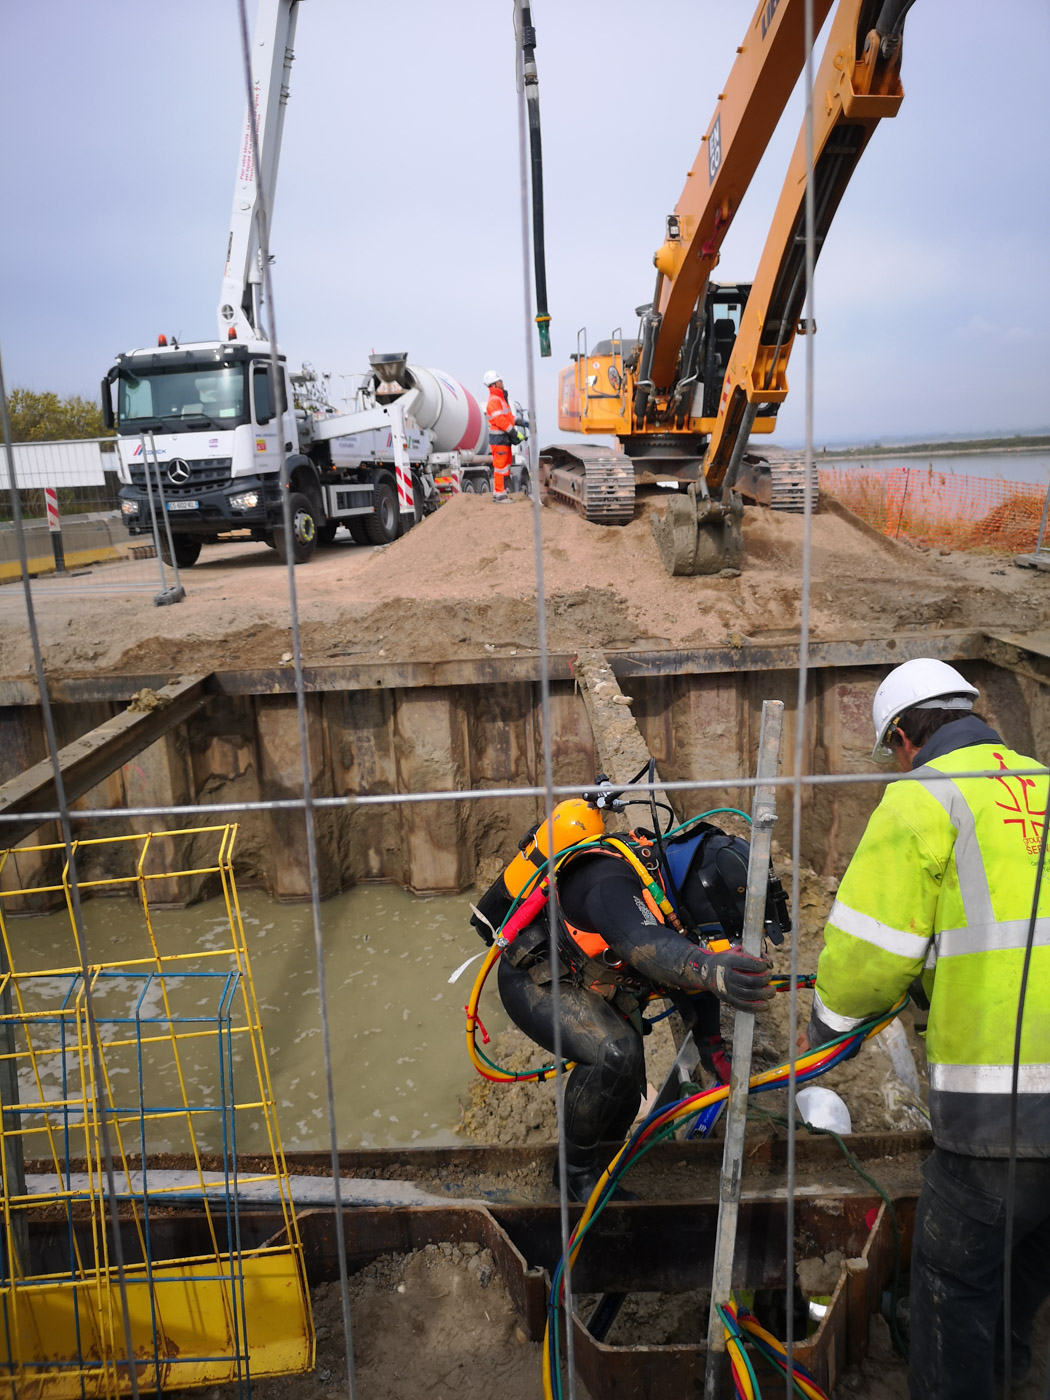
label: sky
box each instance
[2,0,1048,448]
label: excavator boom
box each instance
[647,0,836,395]
[544,0,914,575]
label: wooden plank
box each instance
[0,675,210,848]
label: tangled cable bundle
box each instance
[539,1003,906,1400]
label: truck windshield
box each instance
[117,364,247,431]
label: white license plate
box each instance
[166,499,199,511]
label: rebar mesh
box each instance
[0,826,311,1397]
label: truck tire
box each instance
[472,475,492,494]
[347,518,371,546]
[273,492,318,564]
[160,535,202,568]
[367,479,400,544]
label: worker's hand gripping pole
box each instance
[703,699,784,1399]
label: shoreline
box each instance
[807,434,1050,462]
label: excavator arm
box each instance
[702,0,909,495]
[546,0,914,575]
[643,0,836,407]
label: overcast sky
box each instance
[2,0,1048,447]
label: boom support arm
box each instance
[704,0,907,491]
[217,0,300,342]
[647,0,836,393]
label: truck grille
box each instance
[130,457,233,497]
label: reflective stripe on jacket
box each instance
[813,718,1050,1157]
[486,390,515,440]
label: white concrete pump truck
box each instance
[102,0,524,567]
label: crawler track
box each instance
[540,445,636,525]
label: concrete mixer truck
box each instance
[101,0,524,567]
[104,340,513,565]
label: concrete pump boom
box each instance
[217,0,301,343]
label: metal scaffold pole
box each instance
[703,698,784,1398]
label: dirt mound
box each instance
[2,491,1048,680]
[967,492,1044,552]
[245,1246,541,1400]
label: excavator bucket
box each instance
[651,486,742,576]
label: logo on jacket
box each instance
[633,895,656,926]
[992,752,1046,856]
[166,459,191,485]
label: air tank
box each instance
[369,354,488,455]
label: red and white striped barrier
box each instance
[394,461,414,514]
[44,485,66,572]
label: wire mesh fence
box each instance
[820,465,1048,554]
[0,439,183,605]
[0,827,311,1398]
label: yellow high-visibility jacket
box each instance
[810,716,1050,1157]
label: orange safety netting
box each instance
[819,466,1049,554]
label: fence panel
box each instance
[1,439,170,600]
[819,465,1047,553]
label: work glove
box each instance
[692,950,774,1013]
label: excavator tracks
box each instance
[539,447,636,526]
[769,458,819,512]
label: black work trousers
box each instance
[908,1147,1050,1399]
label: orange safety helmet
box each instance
[501,799,605,900]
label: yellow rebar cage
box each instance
[0,825,313,1398]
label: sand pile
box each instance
[3,491,1045,680]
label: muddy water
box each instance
[5,886,508,1154]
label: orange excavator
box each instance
[536,0,914,574]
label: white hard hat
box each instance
[871,658,979,758]
[795,1086,852,1135]
[482,370,503,387]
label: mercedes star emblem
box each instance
[167,459,191,486]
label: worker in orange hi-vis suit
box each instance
[483,370,516,501]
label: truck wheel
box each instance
[273,492,318,564]
[519,469,532,498]
[316,521,339,546]
[474,475,492,494]
[367,480,400,544]
[160,535,202,568]
[347,518,371,546]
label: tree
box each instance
[5,388,113,442]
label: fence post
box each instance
[1035,480,1050,556]
[44,486,65,573]
[704,699,785,1397]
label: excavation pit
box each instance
[1,511,1048,1395]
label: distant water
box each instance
[821,449,1050,489]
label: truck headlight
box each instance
[230,490,260,510]
[121,500,139,516]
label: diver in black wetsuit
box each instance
[473,811,788,1203]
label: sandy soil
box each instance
[180,1248,1050,1400]
[1,492,1045,680]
